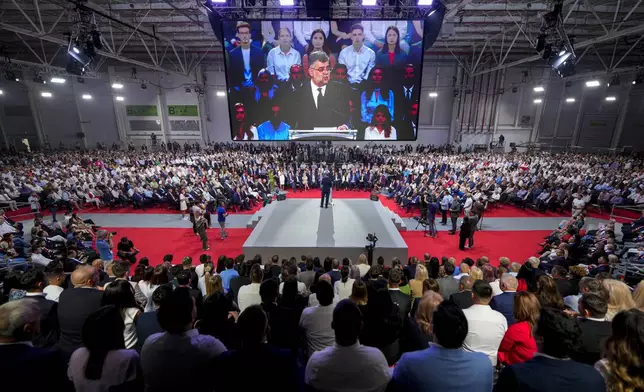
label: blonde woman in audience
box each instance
[633,281,644,311]
[357,253,371,278]
[595,309,644,392]
[198,264,214,297]
[410,264,428,298]
[604,279,637,321]
[410,291,443,351]
[469,266,483,281]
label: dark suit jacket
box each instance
[572,318,612,365]
[490,291,517,326]
[375,50,408,69]
[403,264,417,281]
[226,45,264,88]
[389,289,412,321]
[27,293,59,348]
[294,82,349,130]
[57,287,103,357]
[494,355,606,392]
[0,344,73,392]
[215,345,298,392]
[321,176,332,193]
[229,276,251,302]
[328,270,342,285]
[135,310,163,352]
[396,120,417,141]
[554,278,576,298]
[450,290,473,310]
[264,264,282,281]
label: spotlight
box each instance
[66,55,85,76]
[41,92,52,98]
[0,90,3,95]
[534,99,542,104]
[279,0,294,4]
[115,96,125,101]
[51,77,66,84]
[112,83,124,89]
[566,97,575,103]
[419,0,433,4]
[429,92,438,98]
[552,52,572,69]
[362,0,377,4]
[216,91,225,97]
[533,86,544,92]
[209,0,226,3]
[605,96,616,101]
[68,45,92,67]
[556,61,576,78]
[586,80,601,87]
[82,94,92,100]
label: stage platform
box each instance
[243,199,408,266]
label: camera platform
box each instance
[243,199,408,266]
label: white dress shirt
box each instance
[279,280,308,295]
[338,44,376,84]
[43,285,64,302]
[305,342,392,392]
[311,81,327,109]
[31,253,53,267]
[462,304,508,366]
[300,304,336,358]
[237,282,261,314]
[267,46,301,81]
[364,126,397,140]
[334,279,355,301]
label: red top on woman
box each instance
[497,320,537,365]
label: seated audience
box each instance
[437,262,459,299]
[572,292,612,365]
[305,299,392,392]
[43,261,66,302]
[300,279,336,358]
[495,308,606,392]
[490,274,518,326]
[462,280,508,366]
[0,299,72,391]
[563,276,605,312]
[217,305,299,392]
[536,275,565,310]
[135,284,172,352]
[387,268,412,322]
[334,266,356,301]
[449,275,474,310]
[594,309,644,392]
[141,287,227,392]
[391,301,494,391]
[498,291,540,365]
[57,266,103,358]
[19,267,59,348]
[603,279,636,321]
[101,279,143,349]
[67,305,142,391]
[237,264,263,313]
[406,290,443,352]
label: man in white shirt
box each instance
[338,24,376,85]
[305,299,391,392]
[0,215,16,236]
[43,262,66,302]
[31,246,52,267]
[237,264,263,313]
[462,280,508,366]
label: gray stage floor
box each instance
[243,199,408,264]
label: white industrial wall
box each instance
[0,62,642,151]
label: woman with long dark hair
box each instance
[360,66,395,125]
[101,280,143,349]
[375,26,407,68]
[67,305,142,391]
[302,29,337,78]
[364,104,397,141]
[139,265,168,313]
[536,275,565,310]
[595,309,644,392]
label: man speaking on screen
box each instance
[294,51,350,131]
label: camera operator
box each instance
[117,236,140,264]
[95,230,114,262]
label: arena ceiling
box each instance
[0,0,643,79]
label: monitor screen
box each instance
[222,20,426,141]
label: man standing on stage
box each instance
[425,195,438,238]
[321,172,332,208]
[195,214,209,251]
[216,201,229,240]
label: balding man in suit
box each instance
[490,274,518,326]
[57,266,103,358]
[449,275,474,310]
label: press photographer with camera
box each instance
[117,236,140,264]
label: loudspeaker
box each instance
[277,193,287,201]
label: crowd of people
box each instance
[1,250,644,392]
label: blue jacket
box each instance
[391,345,493,392]
[490,292,517,326]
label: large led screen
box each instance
[221,20,426,141]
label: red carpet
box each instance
[108,226,548,270]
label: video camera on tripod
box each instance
[365,233,378,266]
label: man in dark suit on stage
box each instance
[227,22,264,89]
[321,172,332,208]
[294,51,350,131]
